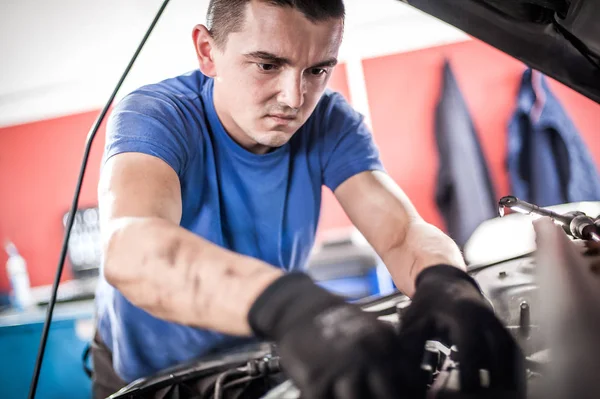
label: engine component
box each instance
[108,199,600,399]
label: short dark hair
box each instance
[206,0,345,48]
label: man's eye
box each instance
[310,68,327,76]
[257,63,278,71]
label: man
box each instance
[93,0,524,398]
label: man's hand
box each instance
[398,265,527,397]
[248,273,419,399]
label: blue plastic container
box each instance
[0,300,94,399]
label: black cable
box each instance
[81,342,93,378]
[208,358,282,399]
[202,365,244,398]
[213,369,247,399]
[26,1,171,398]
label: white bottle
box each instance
[5,241,34,311]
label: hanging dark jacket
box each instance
[507,68,600,207]
[434,61,498,248]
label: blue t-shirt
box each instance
[96,69,384,383]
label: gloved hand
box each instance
[248,272,421,399]
[397,265,526,397]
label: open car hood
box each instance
[400,0,600,104]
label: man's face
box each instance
[208,1,344,153]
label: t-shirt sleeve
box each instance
[103,90,192,176]
[319,92,385,191]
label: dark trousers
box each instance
[91,332,127,399]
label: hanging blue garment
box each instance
[507,68,600,207]
[434,61,498,248]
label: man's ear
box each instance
[192,24,217,77]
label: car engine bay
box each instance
[105,198,600,399]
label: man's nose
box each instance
[277,72,305,110]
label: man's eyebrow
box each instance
[244,51,291,65]
[244,51,338,68]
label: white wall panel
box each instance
[0,0,468,127]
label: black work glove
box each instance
[248,273,419,399]
[398,265,526,397]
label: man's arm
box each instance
[336,170,526,394]
[98,152,282,336]
[334,170,465,296]
[100,153,425,398]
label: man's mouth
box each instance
[267,114,297,125]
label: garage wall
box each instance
[1,40,600,290]
[363,40,600,229]
[315,40,600,235]
[0,113,107,288]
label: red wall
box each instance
[0,112,106,289]
[1,41,600,289]
[362,40,600,229]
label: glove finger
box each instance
[286,360,331,399]
[481,312,526,393]
[397,316,437,368]
[301,383,331,399]
[367,366,420,399]
[448,304,494,393]
[333,370,367,399]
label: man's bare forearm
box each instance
[102,217,283,336]
[381,222,465,297]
